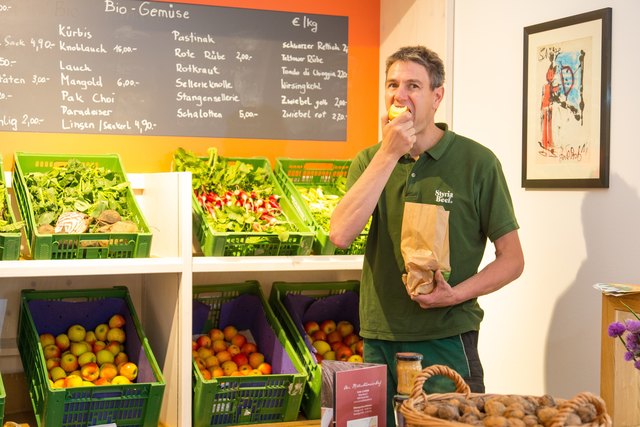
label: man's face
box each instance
[385,60,443,135]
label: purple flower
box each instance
[624,351,635,361]
[608,322,626,337]
[626,319,640,334]
[635,360,640,370]
[626,332,640,351]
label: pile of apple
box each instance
[304,319,364,364]
[39,314,139,388]
[193,325,272,379]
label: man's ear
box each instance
[433,86,445,110]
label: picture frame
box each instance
[522,8,612,188]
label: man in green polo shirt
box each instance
[330,46,524,426]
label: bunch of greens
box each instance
[23,159,134,232]
[0,182,24,232]
[173,147,296,235]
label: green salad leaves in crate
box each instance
[12,152,152,260]
[274,158,370,255]
[173,147,313,256]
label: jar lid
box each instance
[394,394,409,403]
[395,352,423,361]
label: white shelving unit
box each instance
[0,170,364,426]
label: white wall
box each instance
[454,0,640,398]
[382,0,640,399]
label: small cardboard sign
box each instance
[321,361,386,427]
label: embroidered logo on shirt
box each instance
[435,189,453,204]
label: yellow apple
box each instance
[312,339,331,356]
[388,104,408,121]
[94,323,109,341]
[111,375,131,385]
[106,327,126,343]
[50,366,67,382]
[67,324,86,342]
[60,353,79,373]
[96,349,115,365]
[78,351,97,367]
[118,362,138,381]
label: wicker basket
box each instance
[399,365,611,427]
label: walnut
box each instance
[485,399,507,416]
[504,403,525,419]
[483,415,508,427]
[536,407,558,426]
[437,403,460,421]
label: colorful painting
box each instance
[522,8,611,188]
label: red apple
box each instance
[80,362,100,382]
[212,339,227,353]
[196,335,212,349]
[248,352,265,369]
[208,328,224,342]
[335,346,353,361]
[336,321,354,337]
[43,344,62,360]
[232,353,249,367]
[342,333,360,347]
[46,357,61,371]
[327,330,343,344]
[240,342,257,355]
[331,341,346,352]
[230,333,247,348]
[311,330,327,343]
[108,314,126,329]
[55,333,70,351]
[40,333,56,348]
[320,320,336,335]
[257,362,272,375]
[355,339,364,356]
[303,321,320,335]
[223,325,238,341]
[93,341,107,354]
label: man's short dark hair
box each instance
[385,46,445,90]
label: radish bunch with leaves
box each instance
[173,147,295,235]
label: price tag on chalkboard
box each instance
[0,0,348,140]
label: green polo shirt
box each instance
[349,124,519,341]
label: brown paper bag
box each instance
[400,202,451,296]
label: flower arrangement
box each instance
[608,300,640,370]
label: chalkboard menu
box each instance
[0,1,348,140]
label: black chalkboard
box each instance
[0,0,348,140]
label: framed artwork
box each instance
[522,8,611,188]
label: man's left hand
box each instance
[411,270,457,309]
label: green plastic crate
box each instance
[187,156,314,256]
[0,156,21,260]
[268,280,360,419]
[17,286,165,427]
[274,158,368,255]
[12,152,152,260]
[0,372,5,426]
[193,281,307,427]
